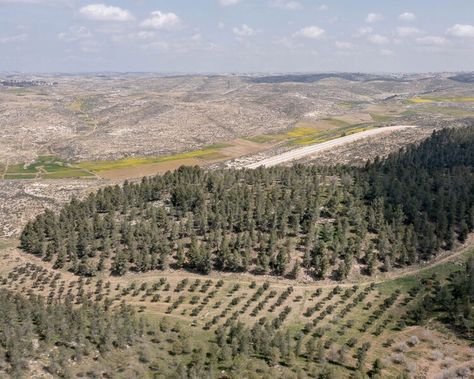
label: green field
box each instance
[72,124,377,177]
[403,106,474,118]
[77,144,231,173]
[370,113,393,122]
[3,156,95,180]
[2,123,381,180]
[2,143,237,180]
[409,97,474,104]
[378,248,474,297]
[245,119,373,146]
[3,173,38,179]
[289,125,375,146]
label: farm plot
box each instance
[244,118,374,147]
[1,242,472,378]
[3,156,95,180]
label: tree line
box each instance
[20,127,474,279]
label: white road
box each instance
[245,125,417,169]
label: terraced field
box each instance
[0,240,472,378]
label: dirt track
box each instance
[2,233,472,291]
[245,125,417,169]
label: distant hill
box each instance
[449,73,474,83]
[247,73,411,84]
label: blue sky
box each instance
[1,0,473,73]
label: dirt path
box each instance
[375,234,474,283]
[2,234,472,292]
[35,166,47,179]
[245,125,417,169]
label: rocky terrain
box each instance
[1,72,472,165]
[0,72,473,239]
[0,179,111,238]
[0,73,473,379]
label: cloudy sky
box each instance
[1,0,473,73]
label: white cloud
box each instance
[58,26,91,42]
[81,46,99,54]
[368,34,389,45]
[218,22,225,29]
[269,0,302,10]
[317,4,328,11]
[79,4,133,22]
[396,27,422,37]
[127,31,156,41]
[273,36,303,49]
[232,24,255,37]
[142,41,169,51]
[294,25,325,39]
[366,13,383,23]
[416,36,448,46]
[141,11,181,31]
[355,26,373,37]
[219,0,240,6]
[398,12,416,22]
[380,49,394,56]
[141,37,219,54]
[447,24,474,38]
[335,41,353,50]
[94,23,128,36]
[78,39,100,53]
[191,33,202,42]
[0,33,27,43]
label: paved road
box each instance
[245,125,417,169]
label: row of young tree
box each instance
[20,127,474,278]
[0,289,144,376]
[213,319,388,379]
[410,256,474,339]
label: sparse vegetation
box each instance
[1,73,474,378]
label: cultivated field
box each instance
[0,238,472,378]
[243,125,415,169]
[1,72,473,181]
